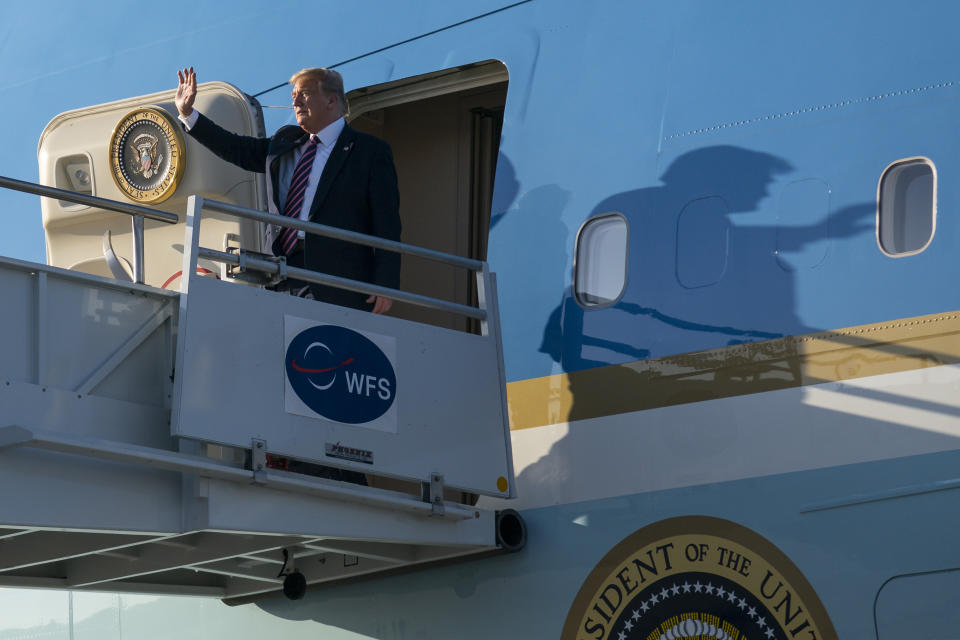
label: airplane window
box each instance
[878,158,936,256]
[575,213,628,307]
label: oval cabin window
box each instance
[877,157,936,256]
[575,213,628,307]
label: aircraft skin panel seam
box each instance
[662,79,957,142]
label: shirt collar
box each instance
[312,117,345,147]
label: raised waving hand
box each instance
[175,67,197,118]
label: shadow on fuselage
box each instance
[516,145,882,505]
[536,145,879,420]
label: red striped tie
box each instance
[275,135,319,256]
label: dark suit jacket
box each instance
[186,113,401,309]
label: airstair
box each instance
[0,175,522,602]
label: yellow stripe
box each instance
[506,310,960,430]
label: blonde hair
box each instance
[289,67,348,116]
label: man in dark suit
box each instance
[175,66,400,313]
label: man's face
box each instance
[292,78,336,133]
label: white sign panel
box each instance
[283,315,398,433]
[173,276,514,496]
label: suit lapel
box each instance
[308,125,356,219]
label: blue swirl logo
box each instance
[285,325,396,424]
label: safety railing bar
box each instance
[198,247,487,321]
[0,426,478,520]
[0,175,179,224]
[201,199,484,272]
[1,177,488,317]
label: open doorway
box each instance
[347,61,508,333]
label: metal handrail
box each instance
[201,199,484,272]
[198,247,486,320]
[0,175,179,285]
[0,175,179,224]
[191,197,492,320]
[0,174,480,274]
[188,194,489,321]
[0,175,489,319]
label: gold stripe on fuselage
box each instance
[506,310,960,431]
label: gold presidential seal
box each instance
[109,107,184,204]
[562,517,837,640]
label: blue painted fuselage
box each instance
[2,1,960,638]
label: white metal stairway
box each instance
[0,176,524,602]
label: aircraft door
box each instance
[38,82,266,289]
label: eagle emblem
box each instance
[109,107,185,204]
[129,133,164,179]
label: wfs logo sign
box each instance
[284,320,397,430]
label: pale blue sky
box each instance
[0,0,500,263]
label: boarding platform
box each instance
[0,176,521,601]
